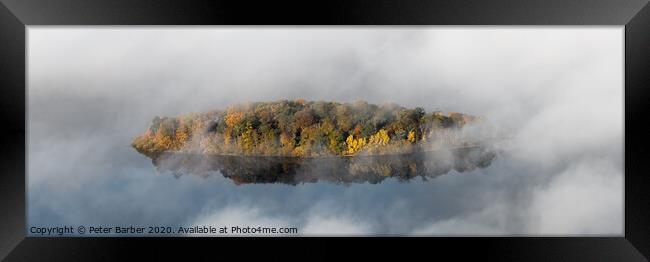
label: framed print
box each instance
[0,0,649,260]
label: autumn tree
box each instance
[133,100,477,157]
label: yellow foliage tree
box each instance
[240,123,257,153]
[407,131,416,143]
[369,129,390,146]
[153,128,175,150]
[346,134,367,155]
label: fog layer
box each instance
[28,27,623,235]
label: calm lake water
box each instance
[27,126,541,236]
[26,106,622,236]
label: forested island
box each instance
[132,99,484,158]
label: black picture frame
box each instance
[1,0,648,260]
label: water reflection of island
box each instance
[145,146,497,185]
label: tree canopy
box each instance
[132,99,480,157]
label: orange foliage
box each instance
[224,109,244,128]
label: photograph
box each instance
[27,27,623,236]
